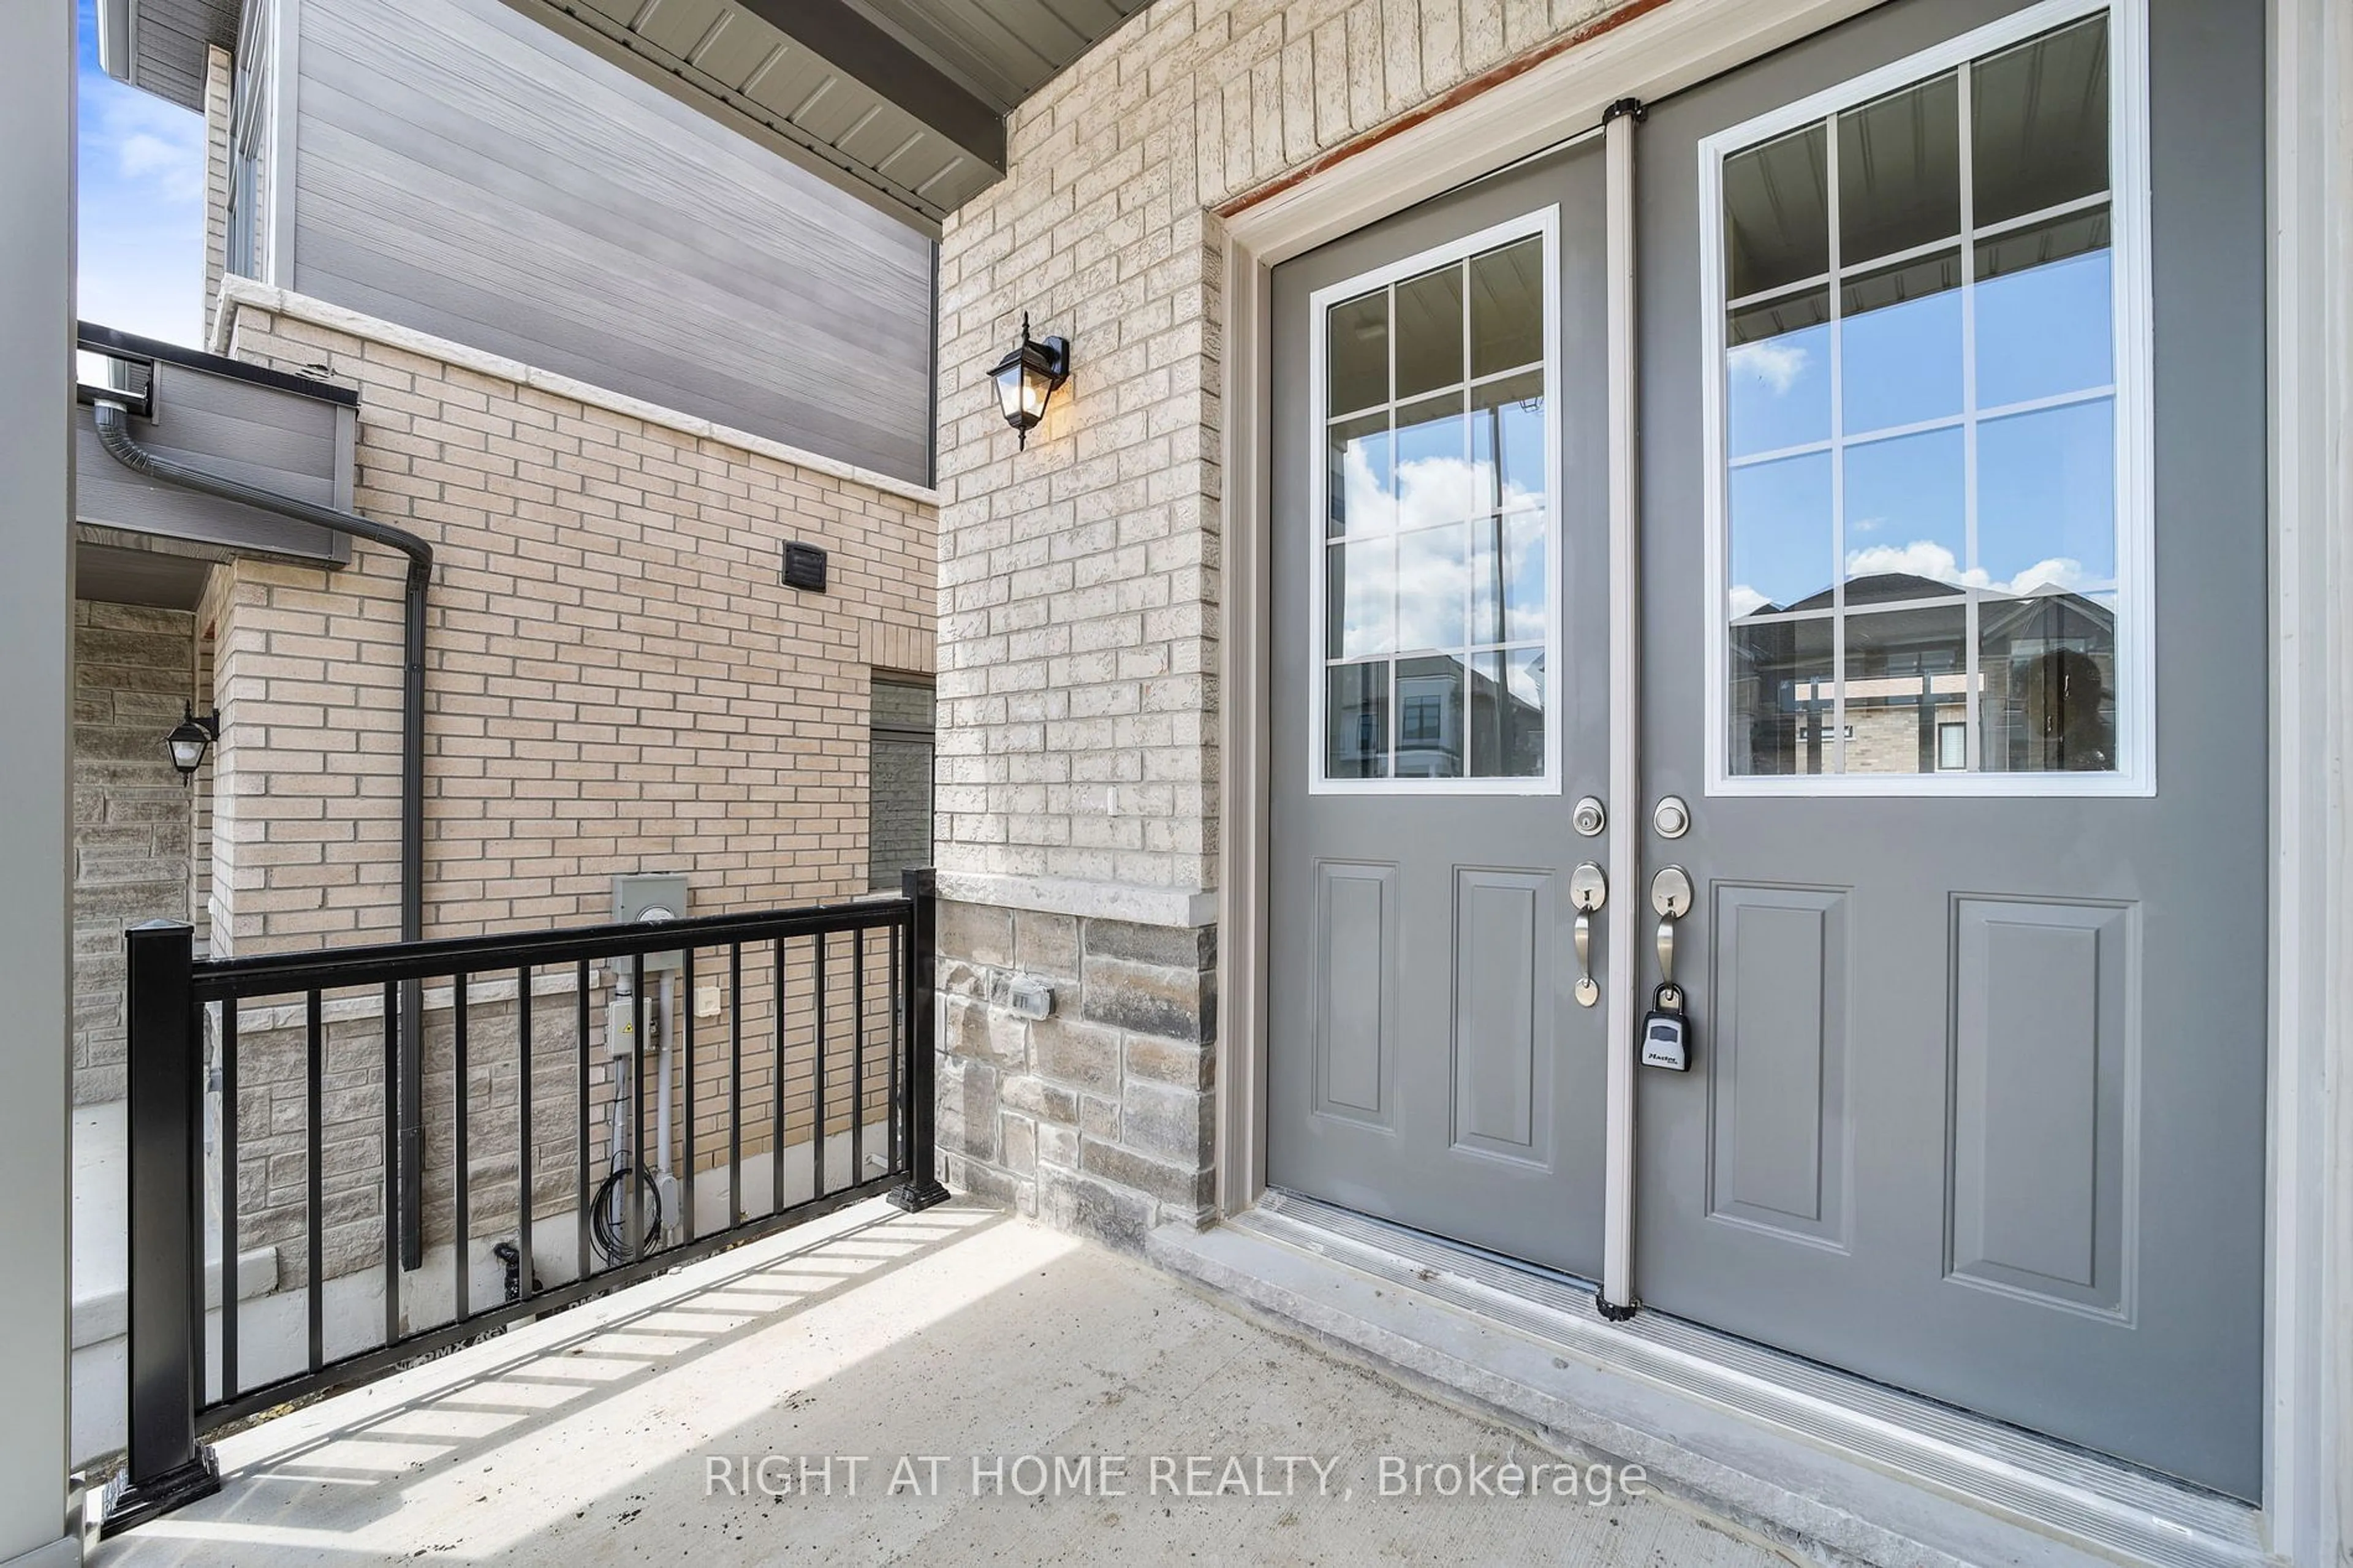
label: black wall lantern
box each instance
[988,312,1069,449]
[165,702,220,781]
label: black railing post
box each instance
[104,920,221,1534]
[889,870,949,1212]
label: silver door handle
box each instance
[1650,865,1693,1006]
[1570,862,1606,1008]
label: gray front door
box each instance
[1630,0,2267,1498]
[1268,140,1614,1278]
[1267,0,2264,1502]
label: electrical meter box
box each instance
[613,873,688,974]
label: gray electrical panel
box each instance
[612,873,688,972]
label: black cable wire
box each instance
[590,1160,664,1264]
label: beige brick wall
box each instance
[934,0,1633,900]
[202,45,232,343]
[209,303,936,954]
[930,0,1639,1233]
[192,299,934,1290]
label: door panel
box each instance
[1707,885,1847,1248]
[1270,141,1613,1279]
[1635,0,2266,1497]
[1947,896,2131,1314]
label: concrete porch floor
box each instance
[90,1197,1793,1567]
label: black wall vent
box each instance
[782,541,828,592]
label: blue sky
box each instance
[76,0,207,345]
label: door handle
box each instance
[1570,862,1607,1008]
[1650,865,1693,1009]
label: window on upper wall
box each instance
[1312,211,1560,793]
[1707,1,2145,792]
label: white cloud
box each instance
[90,81,205,205]
[1729,584,1771,618]
[1729,338,1810,396]
[1841,541,2110,597]
[1843,539,1968,585]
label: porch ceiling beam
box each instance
[735,0,1006,174]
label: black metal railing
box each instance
[103,870,948,1534]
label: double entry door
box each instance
[1266,0,2267,1500]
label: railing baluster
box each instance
[629,953,646,1259]
[382,982,400,1346]
[729,942,742,1227]
[852,928,865,1185]
[813,932,827,1202]
[453,971,470,1322]
[889,918,902,1175]
[219,998,239,1402]
[516,965,533,1304]
[575,960,591,1280]
[771,938,785,1217]
[306,990,324,1373]
[682,947,697,1244]
[892,869,949,1213]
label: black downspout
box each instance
[94,398,433,1272]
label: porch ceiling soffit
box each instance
[95,0,238,112]
[490,0,1147,232]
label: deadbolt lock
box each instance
[1652,796,1691,839]
[1573,797,1607,837]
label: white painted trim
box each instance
[934,871,1216,930]
[2261,0,2351,1559]
[1694,0,2154,799]
[209,278,942,507]
[1599,107,1639,1312]
[266,0,298,290]
[1216,233,1275,1216]
[1302,208,1564,797]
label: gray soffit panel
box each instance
[493,0,1148,230]
[96,0,240,112]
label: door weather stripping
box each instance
[1599,95,1645,1322]
[92,396,436,1271]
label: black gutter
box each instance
[93,396,433,1270]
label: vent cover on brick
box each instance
[782,541,828,592]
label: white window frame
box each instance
[1697,0,2155,798]
[1306,206,1564,796]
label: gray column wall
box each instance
[0,0,81,1557]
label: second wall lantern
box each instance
[988,312,1070,449]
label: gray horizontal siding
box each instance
[289,0,934,483]
[74,359,352,566]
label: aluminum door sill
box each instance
[1148,1191,2267,1568]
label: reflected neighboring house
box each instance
[1732,571,2115,777]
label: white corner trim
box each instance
[933,871,1218,930]
[208,276,941,508]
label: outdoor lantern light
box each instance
[988,312,1070,449]
[165,701,220,780]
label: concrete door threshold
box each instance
[1148,1193,2266,1568]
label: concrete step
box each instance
[1150,1200,2264,1568]
[71,1243,280,1351]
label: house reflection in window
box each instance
[1731,572,2114,776]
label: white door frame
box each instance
[1213,0,2349,1558]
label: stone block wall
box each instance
[935,900,1215,1246]
[72,602,199,1105]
